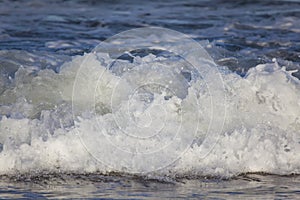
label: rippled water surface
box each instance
[1,0,299,72]
[1,174,300,199]
[0,0,300,199]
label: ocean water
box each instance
[0,0,300,199]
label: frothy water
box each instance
[0,27,299,179]
[0,0,300,198]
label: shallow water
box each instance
[0,174,300,199]
[0,0,300,199]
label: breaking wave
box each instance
[0,27,299,178]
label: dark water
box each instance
[1,0,299,74]
[0,0,300,199]
[1,174,300,199]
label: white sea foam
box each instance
[0,30,299,178]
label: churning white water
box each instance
[0,27,299,178]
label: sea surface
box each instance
[0,0,300,199]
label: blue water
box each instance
[1,0,299,75]
[0,0,300,199]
